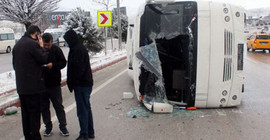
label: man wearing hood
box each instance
[64,29,95,140]
[12,25,48,140]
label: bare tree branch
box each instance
[92,0,116,10]
[0,0,61,29]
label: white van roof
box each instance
[0,28,14,33]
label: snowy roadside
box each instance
[0,50,127,115]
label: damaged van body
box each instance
[127,0,245,113]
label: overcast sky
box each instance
[58,0,270,17]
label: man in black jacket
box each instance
[12,25,48,140]
[41,33,69,137]
[64,29,95,140]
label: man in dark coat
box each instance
[12,25,48,140]
[64,29,95,140]
[41,33,69,137]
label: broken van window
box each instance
[136,40,167,102]
[140,2,197,46]
[137,2,198,107]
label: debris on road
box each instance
[123,92,133,99]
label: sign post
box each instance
[98,11,112,55]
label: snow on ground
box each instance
[0,71,16,96]
[0,50,127,110]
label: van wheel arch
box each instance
[6,46,11,53]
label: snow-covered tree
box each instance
[112,13,128,42]
[0,0,61,30]
[65,7,104,53]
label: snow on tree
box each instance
[0,0,61,30]
[65,7,104,53]
[112,13,128,42]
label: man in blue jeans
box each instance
[64,29,95,140]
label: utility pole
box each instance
[104,27,107,55]
[104,3,108,56]
[117,0,122,50]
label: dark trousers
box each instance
[74,86,94,137]
[19,94,42,140]
[41,86,67,130]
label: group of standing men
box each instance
[12,25,95,140]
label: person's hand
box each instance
[37,34,43,47]
[47,62,53,69]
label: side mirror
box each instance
[246,38,250,40]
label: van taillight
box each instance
[254,39,257,43]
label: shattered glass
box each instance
[136,40,167,102]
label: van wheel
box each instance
[251,45,255,52]
[6,46,11,53]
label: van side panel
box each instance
[195,1,211,108]
[0,28,15,52]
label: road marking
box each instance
[19,69,127,140]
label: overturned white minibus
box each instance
[127,0,245,113]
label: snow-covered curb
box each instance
[0,50,127,115]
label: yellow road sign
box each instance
[97,11,112,27]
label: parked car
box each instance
[0,28,15,53]
[58,34,68,47]
[247,34,270,52]
[51,33,60,46]
[44,28,66,47]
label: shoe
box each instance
[89,134,95,139]
[43,129,52,137]
[60,128,70,136]
[76,135,88,140]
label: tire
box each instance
[247,43,250,51]
[251,45,255,52]
[6,46,11,53]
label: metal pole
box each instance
[117,0,122,50]
[104,27,107,55]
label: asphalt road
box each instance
[0,52,14,74]
[1,49,270,140]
